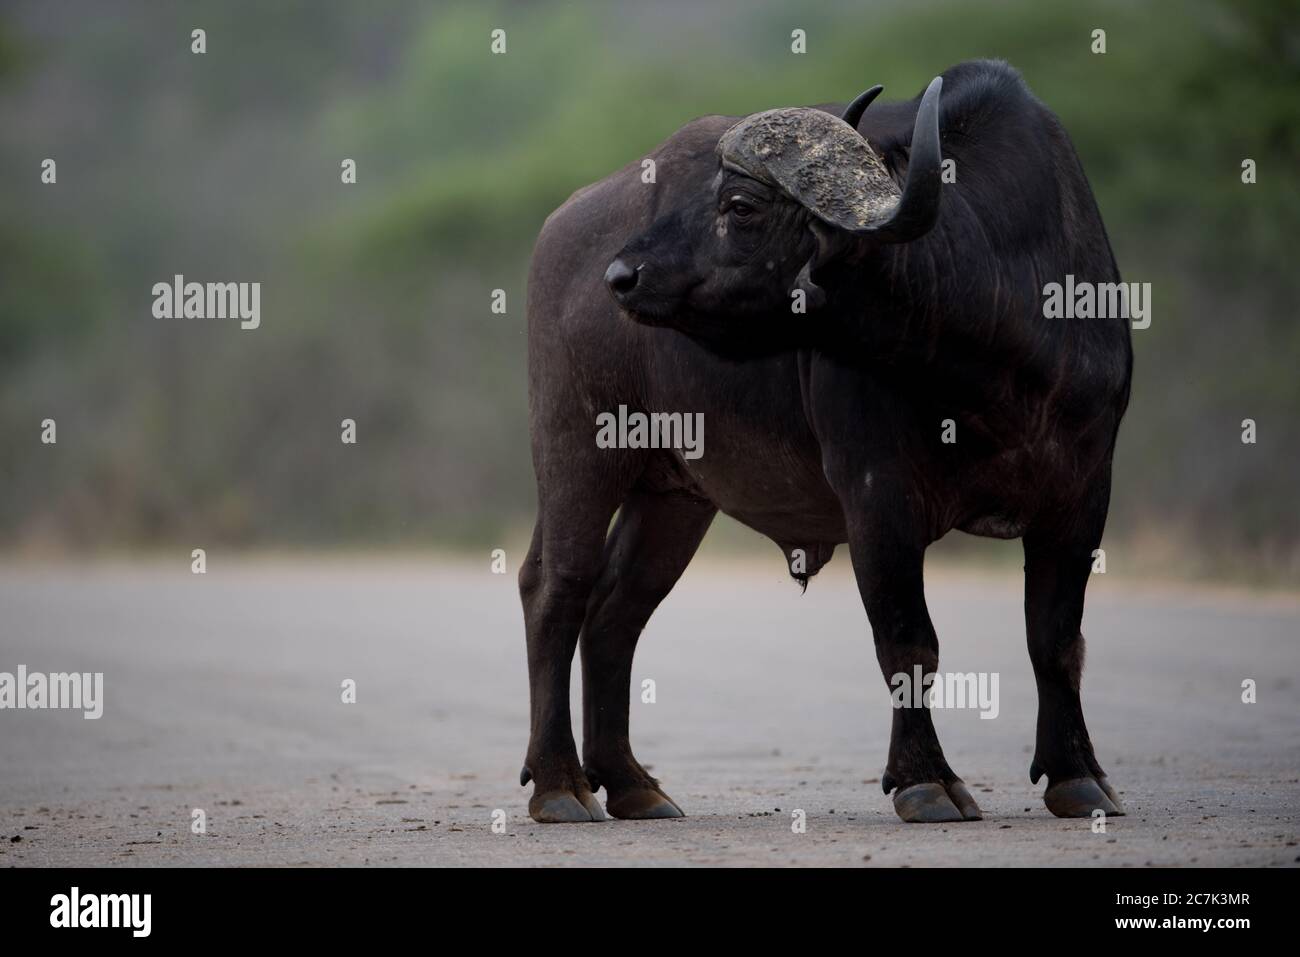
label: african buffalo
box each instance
[519,59,1132,824]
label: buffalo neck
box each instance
[823,220,1129,426]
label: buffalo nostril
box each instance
[604,258,639,296]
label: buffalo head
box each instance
[605,77,944,337]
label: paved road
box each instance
[1,558,1296,866]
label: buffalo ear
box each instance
[791,218,854,310]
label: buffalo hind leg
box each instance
[1024,495,1124,818]
[580,489,716,819]
[846,502,982,824]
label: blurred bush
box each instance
[0,0,1296,581]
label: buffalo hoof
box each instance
[606,786,685,820]
[893,781,983,823]
[529,788,607,823]
[945,780,985,820]
[1043,776,1125,818]
[1098,776,1126,814]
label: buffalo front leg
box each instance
[846,511,982,823]
[1024,501,1125,818]
[519,474,632,823]
[580,489,715,819]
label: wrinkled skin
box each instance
[519,60,1132,824]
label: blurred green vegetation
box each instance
[0,0,1297,582]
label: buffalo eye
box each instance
[727,200,757,227]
